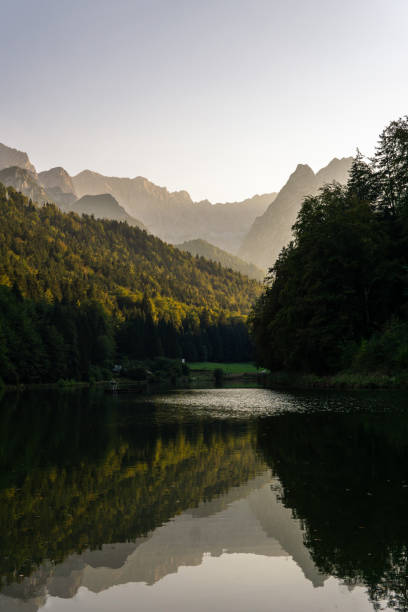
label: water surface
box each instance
[0,387,407,611]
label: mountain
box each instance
[239,157,353,269]
[0,142,275,249]
[1,165,80,210]
[73,170,275,253]
[0,183,259,382]
[193,193,277,252]
[0,182,260,319]
[0,166,51,203]
[0,142,351,269]
[70,193,146,230]
[176,239,265,281]
[1,158,145,228]
[38,166,77,207]
[0,142,36,175]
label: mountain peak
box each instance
[239,156,353,269]
[38,166,76,194]
[74,169,101,179]
[273,163,316,200]
[315,156,353,184]
[41,166,68,175]
[292,163,315,179]
[0,143,36,176]
[0,166,49,203]
[70,193,146,230]
[295,163,314,172]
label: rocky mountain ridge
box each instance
[72,169,276,252]
[0,142,354,269]
[38,166,77,207]
[0,142,276,254]
[0,166,50,203]
[0,142,37,176]
[239,157,353,269]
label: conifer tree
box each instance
[373,116,408,215]
[347,149,377,203]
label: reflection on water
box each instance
[0,388,407,611]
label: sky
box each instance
[1,0,407,202]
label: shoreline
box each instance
[3,373,261,394]
[266,371,408,390]
[4,370,408,393]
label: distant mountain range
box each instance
[72,169,276,253]
[0,142,276,254]
[0,142,353,270]
[239,157,353,269]
[176,239,265,281]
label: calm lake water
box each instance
[1,386,408,611]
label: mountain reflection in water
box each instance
[0,388,407,611]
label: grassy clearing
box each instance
[188,362,259,373]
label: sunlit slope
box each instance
[0,182,261,321]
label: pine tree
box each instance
[347,149,377,203]
[373,116,408,215]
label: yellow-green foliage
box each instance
[0,183,261,324]
[0,397,263,583]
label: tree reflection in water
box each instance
[0,389,263,587]
[257,409,408,611]
[1,389,408,611]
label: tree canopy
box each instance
[0,185,260,382]
[250,116,408,374]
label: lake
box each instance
[0,386,407,611]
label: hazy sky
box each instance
[1,0,407,202]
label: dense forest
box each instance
[0,186,260,383]
[250,116,408,374]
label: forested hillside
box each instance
[250,117,408,375]
[0,184,260,383]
